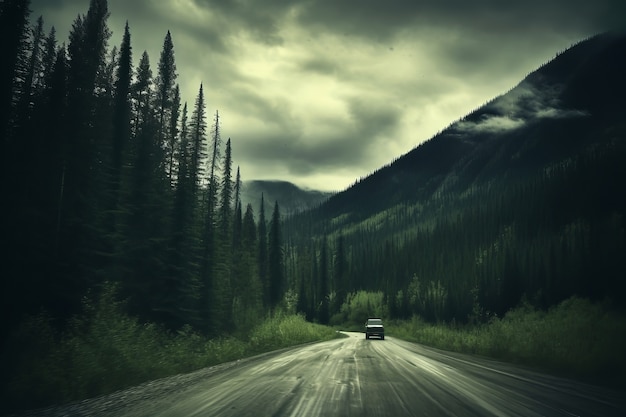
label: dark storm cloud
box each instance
[296,0,625,38]
[235,98,402,178]
[26,0,626,190]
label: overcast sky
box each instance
[29,0,625,191]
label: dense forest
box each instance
[0,0,288,339]
[283,31,626,325]
[2,0,625,340]
[4,0,626,411]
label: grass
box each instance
[0,288,338,413]
[388,296,626,388]
[4,292,623,412]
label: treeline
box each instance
[284,121,626,325]
[1,0,286,337]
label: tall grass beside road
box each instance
[0,286,338,414]
[389,297,626,387]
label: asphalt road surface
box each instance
[18,332,626,417]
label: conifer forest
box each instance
[1,0,285,336]
[1,0,626,410]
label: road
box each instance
[18,332,626,417]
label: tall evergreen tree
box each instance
[14,15,44,134]
[1,0,33,333]
[213,137,234,331]
[232,167,243,251]
[57,0,111,314]
[108,21,132,234]
[39,26,57,91]
[131,51,152,137]
[333,234,347,313]
[165,96,201,329]
[189,84,206,196]
[268,201,285,308]
[233,203,263,330]
[0,0,30,138]
[166,84,181,184]
[318,235,329,324]
[258,193,269,307]
[121,47,170,324]
[219,138,233,241]
[154,30,176,150]
[199,110,221,331]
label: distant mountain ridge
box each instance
[240,180,334,217]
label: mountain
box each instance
[285,32,626,322]
[318,31,626,221]
[240,180,334,217]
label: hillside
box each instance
[284,31,626,322]
[318,31,626,220]
[240,180,333,217]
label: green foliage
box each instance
[330,291,389,327]
[249,312,337,353]
[0,284,336,413]
[389,297,626,386]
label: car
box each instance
[365,318,384,340]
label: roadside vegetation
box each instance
[329,290,625,387]
[387,296,626,388]
[0,285,338,413]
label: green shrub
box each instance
[249,312,337,353]
[330,291,388,327]
[1,285,339,413]
[388,297,626,386]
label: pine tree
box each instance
[233,203,263,330]
[332,234,347,314]
[0,0,30,138]
[268,201,285,308]
[318,235,329,324]
[199,110,221,331]
[258,193,269,308]
[219,138,233,242]
[189,84,206,196]
[232,167,243,251]
[131,51,152,136]
[14,15,45,134]
[213,137,234,331]
[108,21,132,233]
[154,30,176,150]
[1,0,34,334]
[166,96,201,329]
[39,26,57,92]
[57,0,111,313]
[120,46,170,324]
[166,84,181,184]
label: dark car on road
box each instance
[365,318,384,340]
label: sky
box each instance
[28,0,625,192]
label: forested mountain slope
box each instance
[285,31,626,323]
[241,180,333,218]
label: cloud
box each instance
[455,82,589,134]
[27,0,623,190]
[456,115,525,134]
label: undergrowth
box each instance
[388,296,626,387]
[0,285,337,413]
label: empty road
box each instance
[17,332,626,416]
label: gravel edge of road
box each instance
[3,337,347,417]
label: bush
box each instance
[0,285,339,413]
[330,291,388,327]
[388,297,626,386]
[249,312,337,353]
